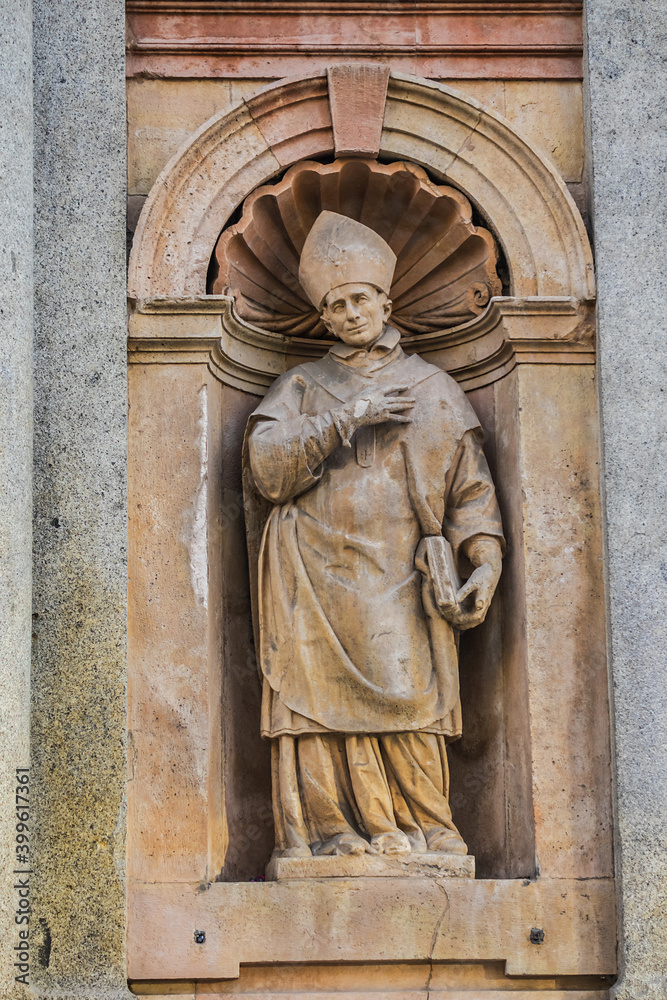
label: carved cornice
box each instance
[127,2,582,12]
[126,4,582,79]
[128,295,595,396]
[129,42,581,58]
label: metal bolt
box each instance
[194,930,206,945]
[529,927,545,945]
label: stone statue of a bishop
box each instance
[243,211,504,862]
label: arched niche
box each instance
[127,64,612,934]
[129,68,593,305]
[128,66,595,396]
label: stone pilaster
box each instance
[584,1,667,996]
[31,0,130,995]
[0,0,33,996]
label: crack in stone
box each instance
[441,110,484,178]
[426,881,451,994]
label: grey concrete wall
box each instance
[0,0,33,996]
[584,2,667,997]
[31,0,130,995]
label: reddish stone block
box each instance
[327,63,390,158]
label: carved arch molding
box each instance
[128,64,595,392]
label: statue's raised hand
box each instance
[341,383,415,431]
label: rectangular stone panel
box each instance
[127,877,616,981]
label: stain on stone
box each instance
[30,562,127,990]
[37,917,52,967]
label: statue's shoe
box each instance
[270,845,312,860]
[370,830,411,856]
[312,832,373,856]
[426,828,469,855]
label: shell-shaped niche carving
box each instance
[211,159,502,339]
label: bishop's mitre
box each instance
[298,211,397,309]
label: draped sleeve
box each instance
[247,371,344,505]
[443,427,505,565]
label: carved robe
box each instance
[244,327,504,854]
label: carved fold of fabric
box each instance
[258,502,455,733]
[271,733,464,855]
[443,432,508,567]
[270,737,310,855]
[247,409,342,504]
[245,345,505,737]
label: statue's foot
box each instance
[426,828,468,855]
[313,832,373,856]
[370,830,411,856]
[271,845,312,860]
[405,830,428,853]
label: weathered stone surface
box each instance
[504,81,584,185]
[127,79,584,200]
[508,365,612,878]
[127,363,220,884]
[0,1,32,996]
[585,1,667,996]
[31,0,130,995]
[127,78,269,195]
[267,852,475,880]
[125,5,584,81]
[443,80,584,184]
[328,63,390,158]
[128,877,616,981]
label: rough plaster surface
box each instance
[31,0,130,995]
[0,0,32,996]
[584,1,667,996]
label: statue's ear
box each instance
[320,307,334,335]
[383,297,393,321]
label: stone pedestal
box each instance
[266,853,476,881]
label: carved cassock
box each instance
[243,214,504,857]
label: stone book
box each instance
[424,535,462,614]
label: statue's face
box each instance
[320,283,391,348]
